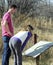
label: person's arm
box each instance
[2,20,12,36]
[21,32,32,51]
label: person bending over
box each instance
[9,25,34,65]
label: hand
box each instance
[8,32,13,36]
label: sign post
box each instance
[34,34,40,65]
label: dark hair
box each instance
[10,4,17,9]
[27,25,34,30]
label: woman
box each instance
[9,25,34,65]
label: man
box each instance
[9,25,34,65]
[1,4,17,65]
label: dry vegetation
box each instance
[0,0,53,65]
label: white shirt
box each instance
[13,31,29,44]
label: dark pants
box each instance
[9,37,22,65]
[2,36,11,65]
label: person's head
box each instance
[9,4,17,14]
[27,25,34,32]
[20,25,34,32]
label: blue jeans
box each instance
[2,36,11,65]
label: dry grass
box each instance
[0,58,1,65]
[0,57,36,65]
